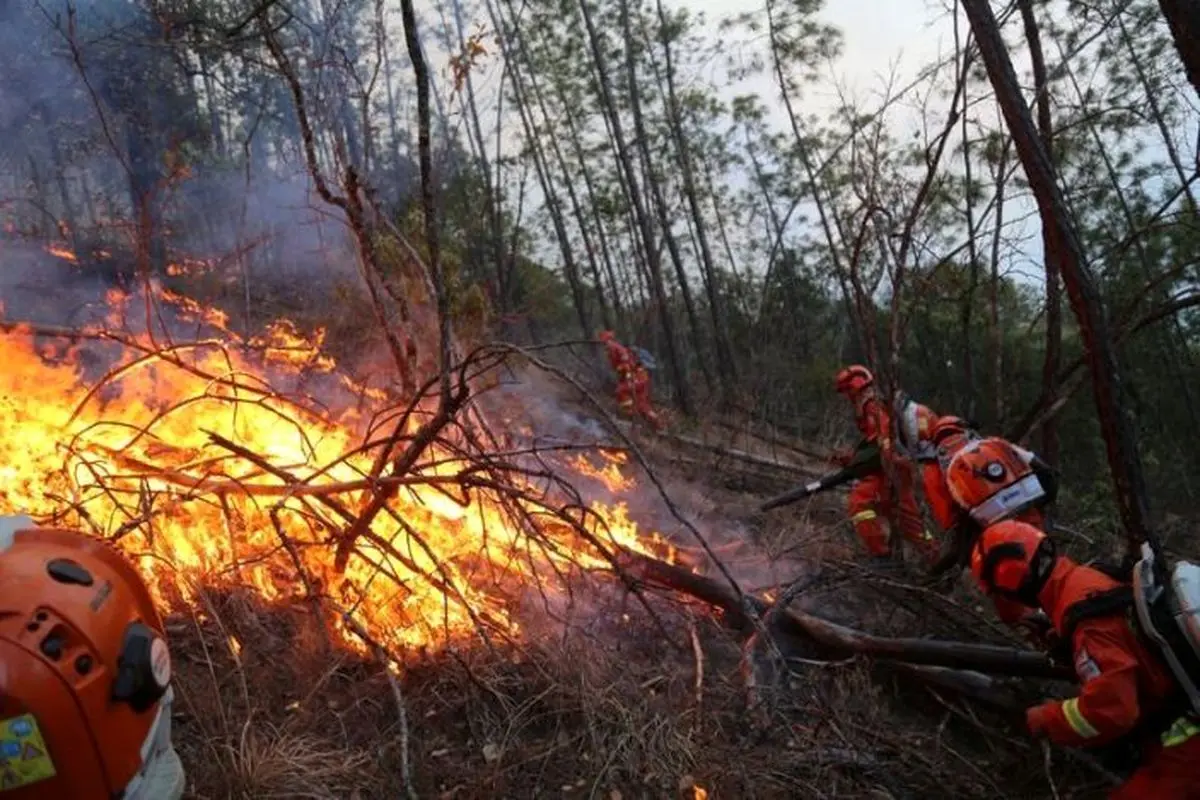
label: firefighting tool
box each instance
[944,437,1056,527]
[892,391,939,462]
[629,346,657,371]
[759,441,881,512]
[0,515,185,799]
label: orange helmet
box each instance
[970,519,1057,608]
[0,518,184,799]
[835,364,873,397]
[944,437,1046,527]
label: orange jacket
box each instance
[1026,558,1178,747]
[605,340,635,379]
[853,394,890,447]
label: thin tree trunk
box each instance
[489,0,593,335]
[1017,0,1062,468]
[621,0,711,394]
[988,136,1010,428]
[652,0,737,393]
[959,102,981,417]
[508,14,613,329]
[963,0,1155,553]
[556,90,625,324]
[449,0,510,318]
[578,0,691,413]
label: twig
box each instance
[341,614,418,800]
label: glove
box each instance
[1026,702,1055,739]
[1014,610,1055,650]
[829,449,853,467]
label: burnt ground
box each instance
[167,380,1115,800]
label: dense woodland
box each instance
[2,0,1199,548]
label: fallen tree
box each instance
[621,551,1072,681]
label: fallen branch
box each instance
[622,552,1071,680]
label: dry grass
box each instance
[165,555,1112,800]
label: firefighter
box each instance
[922,415,978,532]
[921,423,1060,581]
[598,331,662,430]
[0,516,185,799]
[833,365,936,562]
[892,397,966,529]
[971,520,1200,799]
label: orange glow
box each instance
[572,450,634,493]
[0,281,670,654]
[46,244,77,262]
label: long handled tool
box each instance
[759,441,881,512]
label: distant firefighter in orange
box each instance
[597,330,663,430]
[832,365,936,561]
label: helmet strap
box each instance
[982,537,1057,608]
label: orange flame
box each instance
[0,281,669,654]
[46,244,77,262]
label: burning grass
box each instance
[0,269,676,664]
[0,243,1120,799]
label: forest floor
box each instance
[165,370,1115,800]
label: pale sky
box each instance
[422,0,1190,290]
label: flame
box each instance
[0,278,669,655]
[693,787,708,800]
[572,450,634,493]
[46,244,78,262]
[166,257,217,277]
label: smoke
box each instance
[484,368,802,589]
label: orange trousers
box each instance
[1111,726,1200,799]
[848,466,937,560]
[615,372,661,428]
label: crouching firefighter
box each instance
[926,429,1059,578]
[971,520,1200,799]
[833,366,937,563]
[0,515,185,799]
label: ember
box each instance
[0,270,672,655]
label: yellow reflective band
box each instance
[1061,698,1100,739]
[851,510,877,523]
[1162,716,1200,748]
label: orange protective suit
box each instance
[1026,558,1200,799]
[846,394,936,560]
[603,336,662,429]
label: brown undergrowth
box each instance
[166,463,1112,800]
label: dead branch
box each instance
[622,552,1070,680]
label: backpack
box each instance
[1056,544,1200,716]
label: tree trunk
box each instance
[1156,0,1200,102]
[507,9,613,330]
[962,0,1155,553]
[450,0,511,320]
[653,0,737,396]
[1017,0,1062,469]
[621,4,712,394]
[577,0,692,413]
[988,137,1010,428]
[489,0,593,336]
